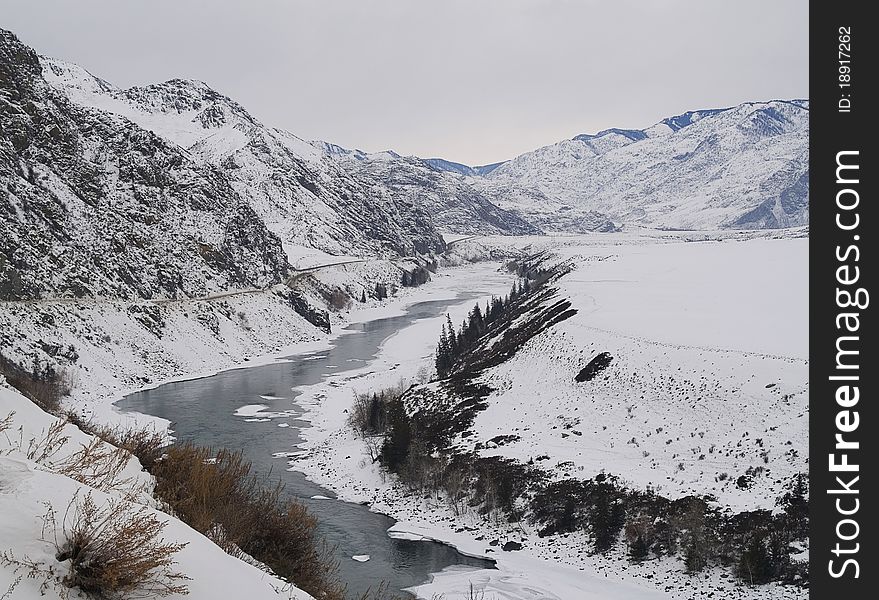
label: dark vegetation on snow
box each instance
[0,351,74,412]
[51,493,190,599]
[151,443,346,600]
[575,351,613,382]
[4,380,403,600]
[435,255,575,379]
[349,256,809,587]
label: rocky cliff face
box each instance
[1,29,289,301]
[40,56,450,258]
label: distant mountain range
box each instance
[430,101,809,231]
[1,26,808,300]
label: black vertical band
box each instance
[809,1,877,596]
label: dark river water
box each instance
[117,296,495,598]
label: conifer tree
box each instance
[381,397,411,472]
[629,534,649,562]
[469,304,485,336]
[737,534,772,584]
[445,314,458,355]
[436,323,452,376]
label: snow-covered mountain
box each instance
[423,158,505,177]
[38,57,449,258]
[0,29,291,301]
[477,100,809,231]
[1,25,811,306]
[39,50,536,253]
[318,149,541,236]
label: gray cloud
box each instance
[3,0,807,165]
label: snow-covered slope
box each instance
[39,50,534,251]
[286,232,809,600]
[320,149,542,236]
[39,56,447,257]
[0,29,290,301]
[481,101,809,231]
[0,382,314,600]
[423,158,506,177]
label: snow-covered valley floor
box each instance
[288,232,808,600]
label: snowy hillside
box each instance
[0,29,289,301]
[480,101,809,231]
[32,30,809,240]
[39,50,535,252]
[0,383,314,600]
[319,149,542,236]
[38,56,446,257]
[289,232,809,600]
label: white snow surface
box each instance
[2,233,807,600]
[0,383,313,600]
[287,233,807,600]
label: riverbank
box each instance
[288,234,809,600]
[116,275,512,597]
[1,259,517,600]
[1,258,509,434]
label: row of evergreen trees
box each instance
[435,277,534,377]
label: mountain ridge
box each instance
[40,53,538,245]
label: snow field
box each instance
[289,235,808,600]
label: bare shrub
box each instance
[84,422,166,471]
[26,418,70,463]
[348,392,387,436]
[0,354,73,413]
[3,415,137,495]
[151,443,344,599]
[347,381,409,436]
[352,581,411,600]
[414,364,434,384]
[57,439,136,495]
[624,514,656,548]
[326,288,352,311]
[0,411,13,436]
[0,550,55,597]
[54,492,189,598]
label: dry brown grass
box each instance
[57,439,137,495]
[151,443,344,599]
[25,418,70,463]
[0,411,13,436]
[0,354,74,413]
[2,414,144,495]
[84,422,166,472]
[53,492,189,598]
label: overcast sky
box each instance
[3,0,807,165]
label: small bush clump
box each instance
[54,493,189,598]
[348,382,409,437]
[83,422,166,471]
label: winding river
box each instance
[117,293,497,598]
